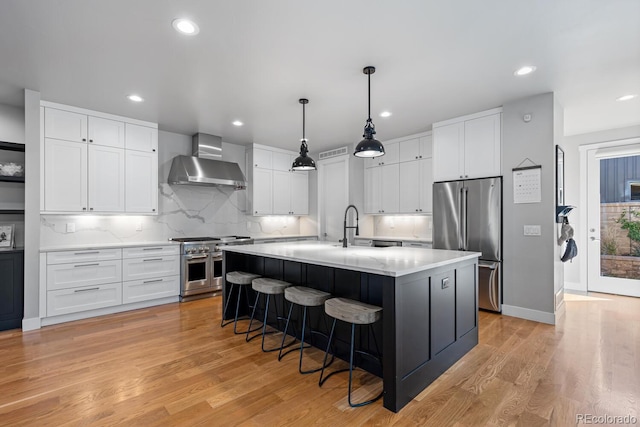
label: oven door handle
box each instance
[186,255,208,260]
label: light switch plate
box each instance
[66,223,75,233]
[136,222,143,231]
[523,225,541,236]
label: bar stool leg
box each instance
[245,292,261,342]
[319,318,337,386]
[277,303,296,361]
[220,283,236,328]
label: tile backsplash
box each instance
[40,183,314,247]
[373,215,432,240]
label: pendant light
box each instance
[292,98,316,171]
[354,66,385,158]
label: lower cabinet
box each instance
[0,250,24,331]
[42,245,179,324]
[47,283,122,317]
[431,269,456,355]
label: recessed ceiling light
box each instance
[379,111,392,118]
[127,94,144,102]
[232,120,243,126]
[514,65,537,76]
[617,94,637,101]
[172,18,199,35]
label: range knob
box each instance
[186,248,194,254]
[199,247,205,253]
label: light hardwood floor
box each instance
[0,292,638,426]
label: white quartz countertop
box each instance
[221,241,479,277]
[252,235,318,241]
[355,236,433,243]
[39,241,180,252]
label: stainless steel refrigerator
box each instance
[433,177,502,312]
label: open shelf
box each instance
[0,141,25,152]
[0,175,25,183]
[0,209,24,214]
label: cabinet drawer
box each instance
[47,260,122,291]
[123,275,180,304]
[123,245,180,258]
[47,248,122,265]
[47,283,122,317]
[122,255,179,281]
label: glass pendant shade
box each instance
[292,98,316,171]
[354,66,385,158]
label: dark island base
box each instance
[222,251,478,412]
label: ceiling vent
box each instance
[318,146,349,160]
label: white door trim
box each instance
[579,137,640,295]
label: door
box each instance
[272,170,291,214]
[433,122,464,181]
[290,172,309,215]
[125,124,158,152]
[364,166,382,214]
[433,181,463,250]
[44,108,87,143]
[399,161,420,213]
[44,138,87,212]
[88,145,125,212]
[125,150,158,213]
[381,164,400,213]
[318,155,349,242]
[587,146,640,297]
[88,116,125,148]
[419,158,434,213]
[251,168,272,215]
[464,114,501,179]
[464,177,501,260]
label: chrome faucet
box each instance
[342,204,360,248]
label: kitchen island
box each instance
[221,241,480,412]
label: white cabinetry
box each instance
[44,138,88,212]
[42,244,180,325]
[88,145,125,212]
[122,245,180,304]
[365,142,399,168]
[433,108,502,182]
[364,133,433,214]
[247,144,309,216]
[41,102,158,214]
[125,150,158,213]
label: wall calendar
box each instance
[513,165,542,204]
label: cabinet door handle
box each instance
[143,258,163,262]
[152,149,156,152]
[74,287,100,293]
[89,139,93,143]
[143,279,163,284]
[152,209,156,212]
[74,263,100,268]
[142,247,163,251]
[82,207,87,211]
[74,251,99,255]
[89,207,94,211]
[82,138,86,142]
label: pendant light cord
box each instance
[302,101,306,141]
[367,71,371,121]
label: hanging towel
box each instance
[557,222,574,246]
[561,238,578,262]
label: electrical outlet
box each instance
[523,225,541,236]
[66,223,75,233]
[136,222,143,231]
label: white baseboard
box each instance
[501,304,556,325]
[564,281,586,293]
[564,288,588,296]
[22,317,42,331]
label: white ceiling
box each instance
[0,0,638,153]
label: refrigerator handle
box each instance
[458,187,464,250]
[462,187,469,250]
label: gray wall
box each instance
[502,93,559,322]
[0,104,24,142]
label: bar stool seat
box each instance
[221,271,261,334]
[278,286,334,374]
[246,278,296,352]
[320,297,383,408]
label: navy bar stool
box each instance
[221,271,261,334]
[319,297,383,408]
[278,286,335,374]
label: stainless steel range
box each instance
[169,236,253,301]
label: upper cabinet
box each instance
[433,108,502,181]
[363,133,433,214]
[41,102,158,214]
[246,144,309,216]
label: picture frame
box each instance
[556,145,565,207]
[0,223,15,248]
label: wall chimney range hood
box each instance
[168,133,247,190]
